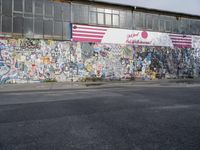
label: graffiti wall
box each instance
[0,38,200,84]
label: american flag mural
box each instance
[72,24,108,43]
[72,24,199,48]
[169,34,192,48]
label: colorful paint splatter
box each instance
[0,38,200,84]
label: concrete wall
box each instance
[0,38,200,84]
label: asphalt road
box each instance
[0,85,200,150]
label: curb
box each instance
[1,79,200,92]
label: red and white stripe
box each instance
[72,24,108,43]
[169,34,192,48]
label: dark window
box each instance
[89,7,97,24]
[153,15,159,31]
[197,21,200,35]
[45,1,53,18]
[0,16,2,32]
[2,0,12,16]
[172,19,179,33]
[165,20,172,32]
[134,12,145,29]
[35,0,43,16]
[0,0,1,14]
[180,18,190,34]
[54,3,62,21]
[0,15,2,32]
[54,21,62,36]
[89,11,97,24]
[34,18,43,35]
[159,19,165,32]
[146,14,153,29]
[23,18,33,36]
[193,20,200,35]
[120,10,132,29]
[63,3,70,21]
[25,0,33,13]
[13,15,23,33]
[2,16,12,33]
[44,19,53,35]
[79,5,89,24]
[72,4,89,24]
[72,4,80,23]
[14,0,23,12]
[63,21,71,40]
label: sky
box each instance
[95,0,200,16]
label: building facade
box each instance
[0,0,200,84]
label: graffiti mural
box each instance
[0,38,200,84]
[132,46,200,80]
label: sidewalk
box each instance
[1,78,200,92]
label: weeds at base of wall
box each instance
[79,77,135,82]
[43,78,57,83]
[79,77,104,82]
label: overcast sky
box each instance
[95,0,200,16]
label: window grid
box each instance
[1,2,200,38]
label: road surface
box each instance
[0,85,200,150]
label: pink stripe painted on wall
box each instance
[73,38,102,43]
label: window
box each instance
[0,0,2,31]
[113,14,119,26]
[2,0,12,16]
[63,21,71,40]
[45,1,53,18]
[89,6,97,24]
[97,12,104,25]
[44,19,53,36]
[72,4,89,24]
[90,11,97,24]
[25,0,33,14]
[197,21,200,35]
[120,10,132,29]
[89,6,119,27]
[35,0,43,16]
[0,0,2,14]
[97,8,104,25]
[153,15,159,31]
[63,3,70,21]
[165,20,172,32]
[180,18,190,34]
[0,16,2,32]
[134,12,145,29]
[192,20,200,35]
[172,19,179,33]
[146,14,153,29]
[54,3,62,21]
[23,18,33,36]
[13,15,23,33]
[105,9,112,25]
[159,19,165,32]
[14,0,23,12]
[105,13,112,25]
[2,16,12,32]
[54,21,62,36]
[113,10,119,27]
[34,18,43,35]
